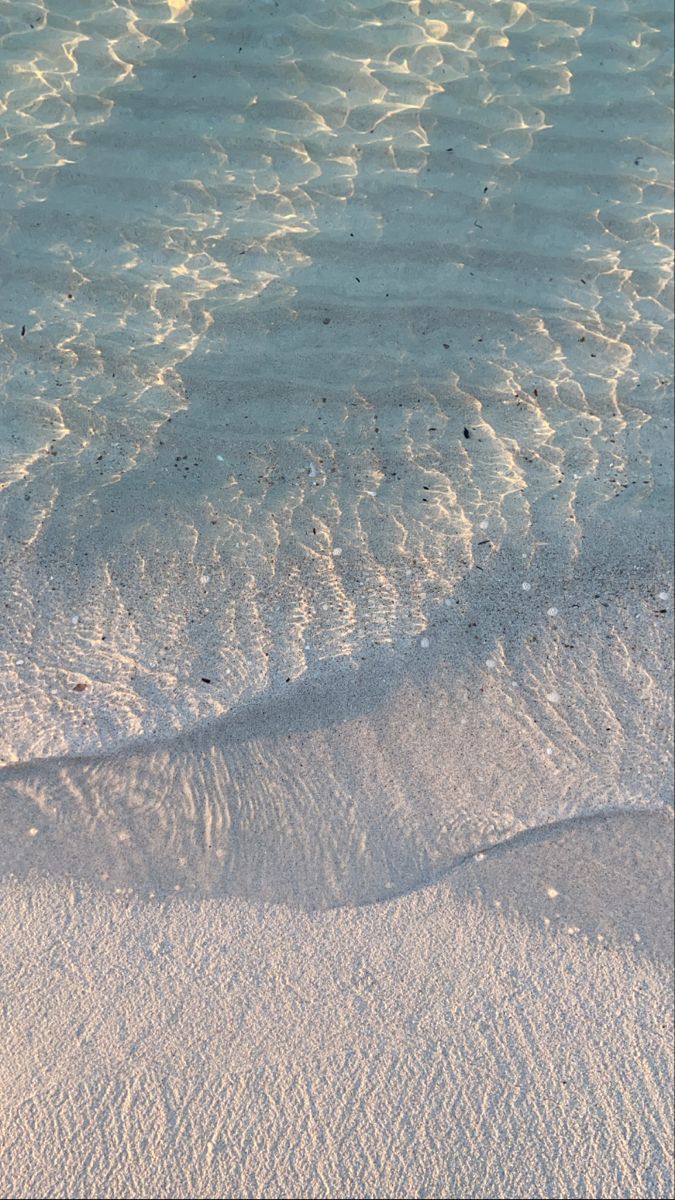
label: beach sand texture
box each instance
[0,0,673,1196]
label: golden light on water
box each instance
[0,0,672,774]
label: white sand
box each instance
[0,0,673,1195]
[1,848,673,1199]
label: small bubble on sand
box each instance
[16,658,24,665]
[200,575,209,585]
[546,746,553,756]
[479,519,489,530]
[633,931,641,942]
[546,691,560,703]
[546,887,559,898]
[420,636,430,648]
[475,852,485,862]
[444,598,452,606]
[332,547,342,557]
[486,659,497,670]
[216,454,224,461]
[405,568,412,576]
[547,606,558,616]
[522,581,531,591]
[658,590,668,600]
[322,603,329,611]
[71,615,80,625]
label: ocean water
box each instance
[0,0,672,906]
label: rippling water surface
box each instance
[0,0,672,905]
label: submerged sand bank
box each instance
[1,551,672,909]
[1,0,673,763]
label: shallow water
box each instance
[0,0,672,906]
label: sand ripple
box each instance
[1,0,672,761]
[0,0,672,905]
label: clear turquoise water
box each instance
[0,0,672,905]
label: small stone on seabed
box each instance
[522,581,531,591]
[332,547,342,556]
[28,827,38,837]
[420,636,429,648]
[479,519,489,530]
[546,887,559,898]
[486,659,496,669]
[546,691,560,703]
[71,615,79,625]
[547,606,558,616]
[658,590,668,600]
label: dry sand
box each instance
[0,0,673,1196]
[1,846,673,1199]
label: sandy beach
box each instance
[1,0,673,1195]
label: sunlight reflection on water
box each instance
[0,0,672,772]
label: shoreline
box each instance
[0,0,672,1193]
